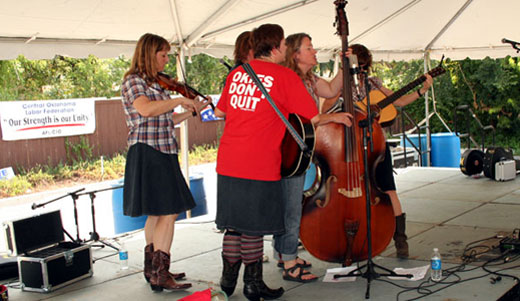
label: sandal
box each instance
[277,257,312,268]
[282,264,318,283]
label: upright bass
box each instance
[299,0,395,266]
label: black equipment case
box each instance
[3,210,93,293]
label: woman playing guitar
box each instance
[340,44,434,258]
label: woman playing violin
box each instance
[120,33,209,292]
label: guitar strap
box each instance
[368,77,389,97]
[242,63,308,153]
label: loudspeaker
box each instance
[483,147,514,179]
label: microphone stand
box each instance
[334,71,412,299]
[32,188,85,243]
[77,186,122,262]
[502,38,520,53]
[219,58,233,71]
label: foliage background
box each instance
[1,54,519,153]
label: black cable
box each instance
[481,249,520,283]
[461,234,501,263]
[404,272,492,301]
[402,252,520,300]
[386,235,520,300]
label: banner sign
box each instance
[0,99,96,141]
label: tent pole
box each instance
[176,48,191,218]
[424,52,431,166]
[333,53,340,76]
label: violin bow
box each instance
[176,51,215,112]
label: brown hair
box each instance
[124,33,171,83]
[350,44,372,71]
[233,31,253,65]
[284,33,314,81]
[252,24,284,58]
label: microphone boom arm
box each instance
[502,38,520,53]
[32,188,85,209]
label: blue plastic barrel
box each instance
[178,173,208,220]
[431,132,461,167]
[402,133,461,167]
[112,179,147,234]
[401,134,428,164]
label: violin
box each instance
[157,72,215,116]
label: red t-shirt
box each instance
[216,60,318,181]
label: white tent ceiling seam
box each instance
[0,0,518,61]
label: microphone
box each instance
[31,203,38,210]
[349,54,361,96]
[502,38,519,45]
[219,59,232,71]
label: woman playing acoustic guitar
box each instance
[214,24,352,300]
[344,44,434,258]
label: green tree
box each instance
[1,53,519,152]
[162,53,231,95]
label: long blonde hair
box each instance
[283,33,314,81]
[124,33,171,83]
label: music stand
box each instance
[334,72,412,299]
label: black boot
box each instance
[243,259,284,301]
[220,254,242,297]
[394,213,409,259]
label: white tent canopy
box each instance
[1,0,518,61]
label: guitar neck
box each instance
[377,75,426,110]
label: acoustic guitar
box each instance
[355,65,446,127]
[280,114,315,178]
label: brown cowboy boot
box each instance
[220,254,242,297]
[144,243,154,282]
[149,250,191,292]
[243,259,284,301]
[144,244,185,282]
[394,213,409,259]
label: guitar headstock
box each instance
[427,55,446,78]
[427,65,446,78]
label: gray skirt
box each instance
[123,143,196,217]
[216,174,285,236]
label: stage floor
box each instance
[2,166,520,300]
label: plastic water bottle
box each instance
[430,248,442,281]
[119,242,129,270]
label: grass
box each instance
[0,144,218,198]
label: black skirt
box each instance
[375,142,397,191]
[123,143,196,217]
[216,174,285,236]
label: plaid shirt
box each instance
[121,74,178,154]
